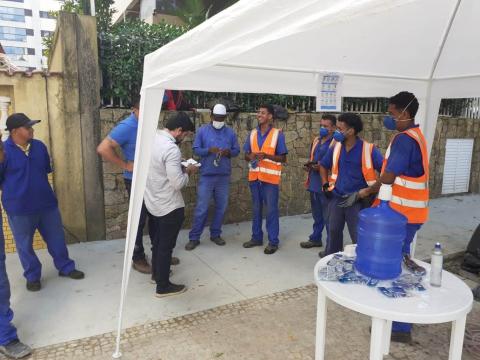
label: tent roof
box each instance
[142,0,480,96]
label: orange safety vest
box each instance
[304,136,320,189]
[378,127,429,224]
[328,140,378,191]
[248,128,283,185]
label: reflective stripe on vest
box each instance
[248,128,282,185]
[381,127,429,223]
[328,140,378,191]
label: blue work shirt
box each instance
[243,126,288,155]
[193,123,240,176]
[321,138,383,196]
[108,113,138,180]
[0,138,58,216]
[385,125,424,177]
[308,136,333,193]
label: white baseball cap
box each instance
[212,104,227,116]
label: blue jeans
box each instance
[325,196,364,255]
[0,216,17,346]
[249,181,280,246]
[309,191,329,244]
[7,206,76,282]
[189,175,230,241]
[393,223,422,334]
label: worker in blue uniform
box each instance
[185,104,240,250]
[300,114,336,249]
[0,114,84,293]
[242,104,288,255]
[320,113,383,257]
[0,134,31,359]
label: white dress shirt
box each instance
[144,129,189,217]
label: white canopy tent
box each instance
[112,0,480,356]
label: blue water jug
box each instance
[355,200,407,280]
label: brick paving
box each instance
[14,283,479,360]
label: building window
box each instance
[0,6,26,22]
[41,30,53,37]
[27,48,34,55]
[39,11,55,19]
[0,26,27,42]
[3,46,26,60]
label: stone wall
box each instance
[428,116,480,197]
[99,109,480,239]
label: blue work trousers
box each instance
[325,196,364,255]
[309,191,329,244]
[7,206,75,282]
[189,175,230,241]
[0,216,17,346]
[249,181,280,246]
[393,223,422,334]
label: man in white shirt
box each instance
[145,112,197,297]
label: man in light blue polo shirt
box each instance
[185,104,240,251]
[98,99,176,274]
[0,113,84,293]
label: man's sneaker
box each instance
[171,257,180,266]
[132,258,151,274]
[210,236,226,246]
[59,269,85,280]
[26,280,41,292]
[0,339,32,359]
[151,270,173,284]
[155,283,187,298]
[300,241,323,249]
[264,244,278,255]
[242,240,262,248]
[391,331,412,344]
[185,241,200,251]
[403,254,426,276]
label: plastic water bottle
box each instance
[355,184,407,280]
[430,243,443,287]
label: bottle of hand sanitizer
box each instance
[430,243,443,287]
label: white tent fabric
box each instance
[113,0,480,356]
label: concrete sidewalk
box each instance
[4,194,479,349]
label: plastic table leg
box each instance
[383,320,392,355]
[315,288,327,360]
[370,317,387,360]
[449,315,467,360]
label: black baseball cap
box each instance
[6,113,41,131]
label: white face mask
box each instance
[212,121,225,129]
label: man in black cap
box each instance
[0,113,84,293]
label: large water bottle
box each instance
[355,184,408,280]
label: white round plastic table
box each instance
[313,254,473,360]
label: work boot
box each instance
[132,258,151,274]
[403,254,426,276]
[391,331,412,344]
[264,244,278,255]
[0,340,32,359]
[242,240,262,248]
[300,240,323,249]
[26,280,41,292]
[171,257,180,266]
[318,251,327,258]
[59,269,85,280]
[155,283,187,298]
[210,236,226,246]
[185,241,199,251]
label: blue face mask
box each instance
[383,116,397,130]
[319,127,329,138]
[333,130,346,143]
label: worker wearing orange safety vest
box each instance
[319,113,383,257]
[300,114,336,250]
[374,91,429,343]
[242,104,288,255]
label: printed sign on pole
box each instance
[316,73,343,112]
